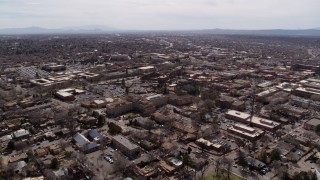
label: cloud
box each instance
[0,0,319,29]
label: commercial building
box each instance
[256,88,279,103]
[73,133,98,154]
[112,135,140,159]
[138,66,156,74]
[225,110,280,131]
[55,91,75,101]
[42,63,66,72]
[227,124,264,141]
[13,129,30,140]
[293,87,320,98]
[195,138,230,152]
[106,100,134,117]
[109,54,131,61]
[145,94,168,107]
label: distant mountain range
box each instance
[195,28,320,36]
[1,26,320,36]
[0,25,117,35]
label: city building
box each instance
[73,133,98,154]
[227,124,264,141]
[112,135,140,159]
[225,110,280,131]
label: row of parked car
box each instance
[104,153,114,164]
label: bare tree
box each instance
[112,152,128,174]
[235,138,245,151]
[59,139,68,150]
[220,157,233,180]
[99,137,107,154]
[199,163,209,180]
[77,152,88,165]
[214,158,221,179]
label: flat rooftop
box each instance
[226,110,250,120]
[113,135,139,151]
[251,116,280,129]
[226,110,280,129]
[228,124,264,138]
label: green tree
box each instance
[108,122,122,135]
[316,124,320,135]
[282,172,291,180]
[92,111,99,118]
[97,115,106,127]
[271,149,282,161]
[238,151,247,167]
[182,154,193,168]
[293,171,310,180]
[187,147,192,154]
[7,141,15,150]
[311,172,318,180]
[51,158,59,169]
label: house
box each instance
[9,153,28,163]
[159,160,176,174]
[133,164,158,178]
[0,134,13,142]
[112,135,140,159]
[276,141,295,155]
[34,148,48,157]
[167,157,183,168]
[48,144,62,155]
[140,140,157,151]
[304,118,320,131]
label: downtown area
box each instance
[0,33,320,180]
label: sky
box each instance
[0,0,319,30]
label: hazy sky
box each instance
[0,0,319,30]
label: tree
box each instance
[50,158,59,169]
[237,151,247,167]
[235,139,245,151]
[199,163,209,180]
[97,115,105,127]
[187,147,192,154]
[271,148,282,161]
[316,124,320,135]
[113,152,128,173]
[214,158,221,174]
[260,150,268,163]
[108,122,122,135]
[7,141,15,150]
[311,172,318,180]
[282,171,291,180]
[182,154,193,170]
[92,111,99,118]
[293,171,310,180]
[223,158,233,180]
